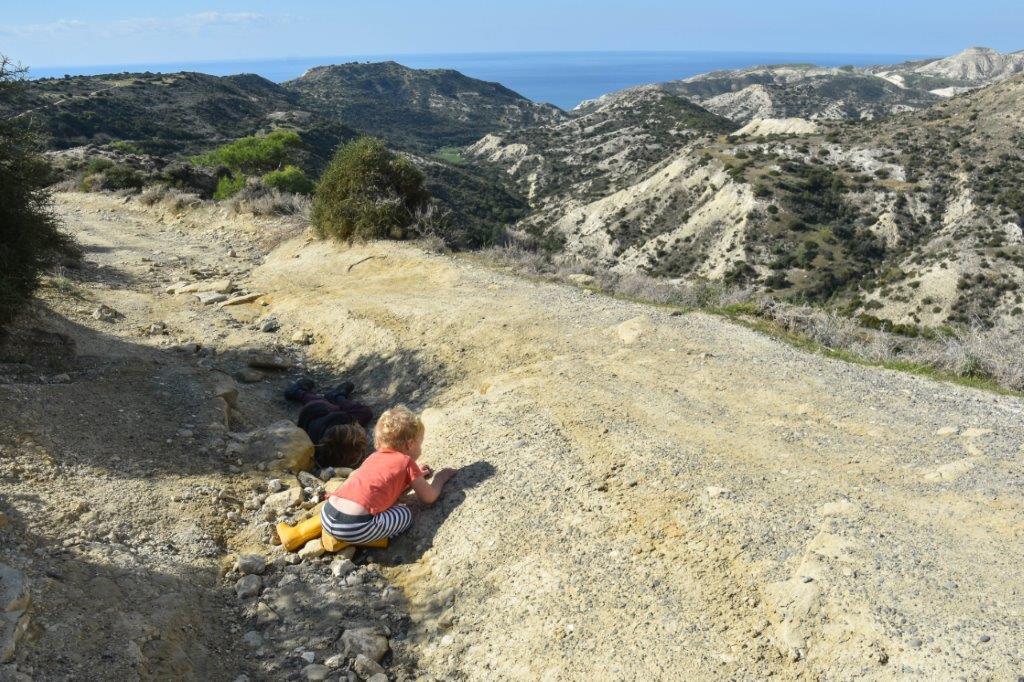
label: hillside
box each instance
[4,61,564,159]
[577,48,1024,124]
[283,61,566,151]
[3,191,1020,680]
[471,74,1024,329]
[1,71,306,154]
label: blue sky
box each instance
[2,1,1022,68]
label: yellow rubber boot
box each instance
[322,530,388,553]
[277,509,324,552]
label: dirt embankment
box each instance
[2,192,1023,681]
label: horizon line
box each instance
[26,47,950,74]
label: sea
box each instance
[29,51,931,110]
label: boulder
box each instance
[263,486,302,512]
[353,653,386,679]
[238,421,314,472]
[330,558,357,579]
[340,627,389,662]
[235,575,262,599]
[234,554,267,576]
[297,538,324,560]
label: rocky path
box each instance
[2,192,1023,680]
[0,194,408,681]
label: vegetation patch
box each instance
[0,57,78,330]
[312,136,432,242]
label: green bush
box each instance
[263,165,314,195]
[214,174,246,200]
[85,157,114,174]
[0,57,76,330]
[311,137,431,241]
[192,130,303,175]
[102,164,144,190]
[108,140,142,155]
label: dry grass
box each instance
[138,185,202,213]
[755,300,1024,392]
[225,184,310,217]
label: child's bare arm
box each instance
[410,468,456,504]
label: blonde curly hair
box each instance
[373,404,425,451]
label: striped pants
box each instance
[321,502,414,544]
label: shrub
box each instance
[0,56,76,329]
[214,174,246,200]
[226,178,310,217]
[192,129,303,175]
[139,185,201,212]
[108,140,142,155]
[85,158,114,174]
[311,137,431,241]
[101,164,144,190]
[263,165,314,195]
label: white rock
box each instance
[195,292,229,305]
[239,421,314,473]
[353,653,386,679]
[267,479,284,493]
[91,304,120,322]
[219,292,263,307]
[298,538,325,560]
[234,554,267,575]
[263,486,302,512]
[330,558,357,579]
[340,627,389,662]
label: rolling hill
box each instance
[471,73,1024,329]
[282,61,565,151]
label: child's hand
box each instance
[420,464,434,479]
[434,467,456,484]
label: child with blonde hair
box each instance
[321,405,455,544]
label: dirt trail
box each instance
[3,192,1023,680]
[257,235,1024,680]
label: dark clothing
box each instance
[294,392,373,469]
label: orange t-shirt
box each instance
[331,448,423,515]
